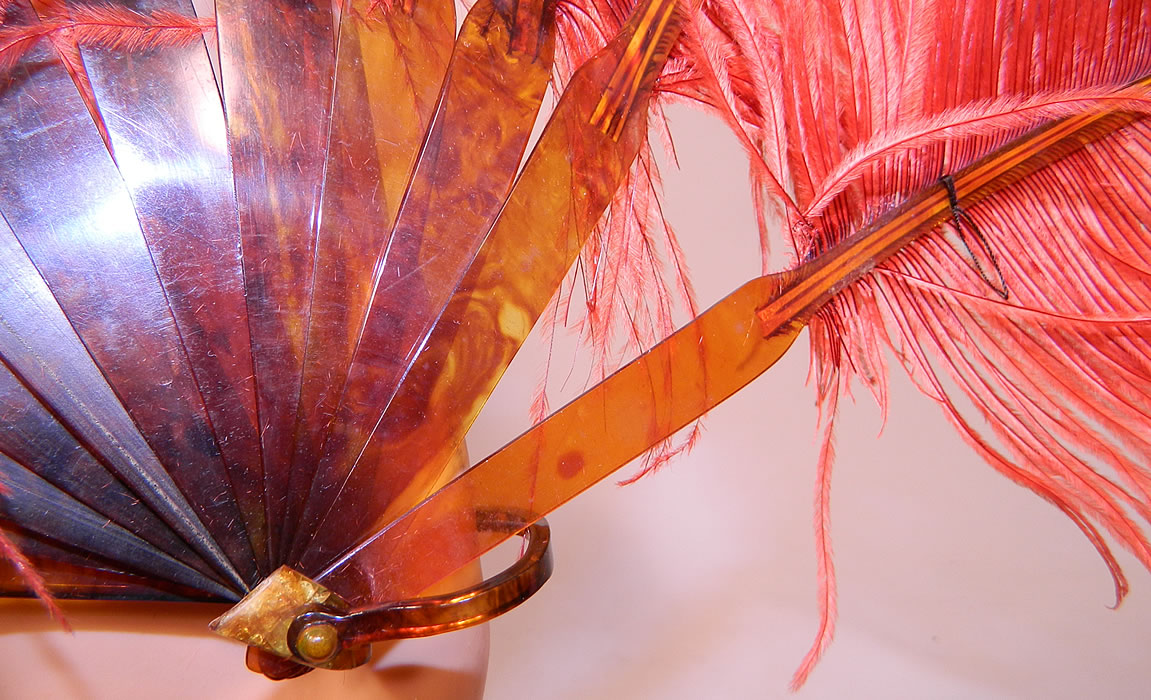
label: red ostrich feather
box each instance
[663,0,1151,687]
[1,0,1150,692]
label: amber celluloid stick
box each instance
[282,0,457,562]
[313,75,1151,606]
[294,0,685,575]
[289,0,559,566]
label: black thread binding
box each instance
[939,175,1009,300]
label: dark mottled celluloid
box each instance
[282,0,456,559]
[0,38,253,591]
[291,0,560,568]
[77,0,269,574]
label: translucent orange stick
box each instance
[297,0,683,574]
[318,274,801,600]
[284,0,456,561]
[318,79,1151,603]
[290,0,556,565]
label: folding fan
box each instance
[0,0,688,678]
[1,0,1150,692]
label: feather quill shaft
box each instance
[1,0,1150,692]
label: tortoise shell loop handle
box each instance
[287,516,553,667]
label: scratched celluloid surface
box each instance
[319,276,802,600]
[0,526,230,602]
[291,0,558,565]
[78,0,268,572]
[0,453,237,600]
[296,0,680,574]
[0,361,220,585]
[215,0,334,562]
[283,0,455,557]
[0,216,242,594]
[0,42,255,588]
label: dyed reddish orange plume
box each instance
[1,0,1149,691]
[554,0,1151,685]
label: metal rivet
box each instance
[296,623,339,663]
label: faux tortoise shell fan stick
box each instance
[1,0,1150,692]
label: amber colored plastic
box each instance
[283,0,456,557]
[297,0,683,574]
[290,0,557,565]
[214,0,336,565]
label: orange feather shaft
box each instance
[757,76,1151,336]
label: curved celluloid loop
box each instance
[293,516,552,662]
[211,515,551,671]
[0,0,1148,682]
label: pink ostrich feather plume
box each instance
[2,0,1151,690]
[662,0,1151,688]
[518,0,1151,686]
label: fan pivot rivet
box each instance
[297,623,339,663]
